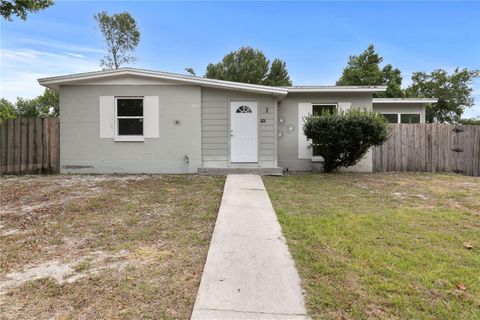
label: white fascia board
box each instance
[372,98,438,104]
[287,86,387,93]
[37,68,288,97]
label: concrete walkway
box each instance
[191,174,309,320]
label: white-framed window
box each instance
[380,113,399,124]
[312,103,337,116]
[401,113,420,123]
[380,113,421,124]
[115,97,144,138]
[311,104,337,156]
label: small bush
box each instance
[303,109,389,172]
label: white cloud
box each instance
[0,48,100,101]
[66,53,86,58]
[18,38,105,54]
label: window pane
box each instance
[311,105,335,157]
[381,114,398,124]
[236,105,252,113]
[401,114,420,123]
[117,99,143,116]
[118,118,143,135]
[313,105,336,116]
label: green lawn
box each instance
[264,173,480,320]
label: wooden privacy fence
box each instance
[373,124,480,177]
[0,118,60,175]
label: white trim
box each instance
[379,112,400,124]
[115,97,144,139]
[38,68,394,96]
[373,98,438,104]
[99,96,115,138]
[273,99,278,167]
[379,112,422,124]
[298,103,312,159]
[311,103,338,111]
[114,136,145,142]
[230,101,258,163]
[86,77,177,86]
[400,113,421,124]
[38,67,288,97]
[143,96,160,138]
[288,86,387,93]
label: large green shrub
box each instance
[303,109,389,172]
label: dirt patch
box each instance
[0,175,147,216]
[0,174,224,319]
[0,250,129,292]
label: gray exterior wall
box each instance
[373,103,426,123]
[60,85,201,173]
[59,84,384,174]
[201,88,277,168]
[277,92,373,172]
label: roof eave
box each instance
[37,68,288,97]
[287,87,387,93]
[372,98,438,104]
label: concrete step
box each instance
[198,167,283,176]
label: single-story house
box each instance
[38,68,436,174]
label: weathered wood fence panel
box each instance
[373,124,480,177]
[0,118,59,175]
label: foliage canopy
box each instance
[94,11,140,69]
[336,45,403,98]
[205,47,292,86]
[458,117,480,125]
[404,68,480,123]
[0,99,16,124]
[337,45,479,122]
[0,89,59,122]
[1,0,53,21]
[303,109,389,172]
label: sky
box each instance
[1,1,479,117]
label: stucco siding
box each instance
[277,92,373,172]
[60,85,201,173]
[201,88,277,168]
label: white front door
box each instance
[230,101,258,163]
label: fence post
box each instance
[0,117,60,175]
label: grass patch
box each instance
[264,173,480,320]
[73,259,92,273]
[0,174,224,319]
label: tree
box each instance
[458,117,480,125]
[94,11,140,69]
[0,98,16,123]
[205,46,292,86]
[36,88,59,116]
[264,59,292,86]
[381,64,403,98]
[336,44,403,98]
[405,68,480,123]
[3,89,59,119]
[303,109,389,172]
[1,0,53,21]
